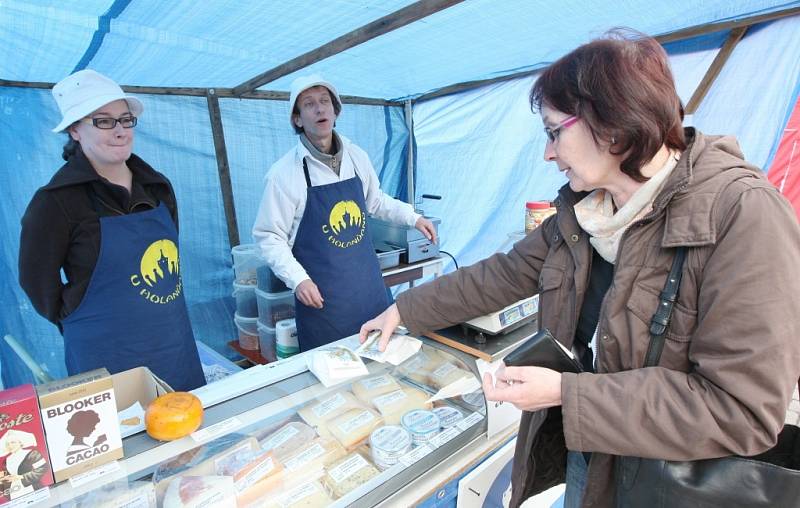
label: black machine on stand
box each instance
[368,194,442,267]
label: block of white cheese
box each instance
[322,452,380,498]
[259,421,318,461]
[351,373,401,403]
[162,476,237,508]
[327,408,384,450]
[297,390,365,436]
[427,361,474,390]
[371,386,432,425]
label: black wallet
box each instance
[503,328,583,373]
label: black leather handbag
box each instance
[614,247,800,508]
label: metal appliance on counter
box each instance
[368,215,441,264]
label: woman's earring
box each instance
[611,137,617,144]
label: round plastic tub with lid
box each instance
[231,243,263,284]
[232,281,258,318]
[234,312,259,351]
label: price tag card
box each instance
[191,417,242,443]
[457,411,485,431]
[429,426,461,448]
[398,444,434,468]
[68,460,121,488]
[5,487,50,508]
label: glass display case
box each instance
[46,337,488,507]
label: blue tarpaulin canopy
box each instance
[2,0,800,387]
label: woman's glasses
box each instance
[544,116,578,143]
[82,115,137,129]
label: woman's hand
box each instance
[482,364,562,412]
[359,303,402,351]
[295,279,324,308]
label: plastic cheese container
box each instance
[369,425,412,470]
[256,288,296,326]
[233,281,258,318]
[234,312,260,351]
[433,406,463,428]
[231,243,262,284]
[400,409,440,446]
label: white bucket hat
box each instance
[288,74,342,129]
[51,69,144,133]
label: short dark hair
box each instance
[62,135,82,161]
[530,30,686,181]
[292,87,341,135]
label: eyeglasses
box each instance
[544,116,579,143]
[82,115,137,129]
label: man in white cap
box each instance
[253,74,436,350]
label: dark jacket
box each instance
[19,151,178,325]
[396,130,800,507]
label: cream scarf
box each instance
[574,152,680,264]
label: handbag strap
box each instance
[643,247,688,367]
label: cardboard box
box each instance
[36,369,123,482]
[111,367,172,438]
[0,384,54,505]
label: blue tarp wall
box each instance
[2,1,800,387]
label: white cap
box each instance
[288,74,342,129]
[51,69,144,133]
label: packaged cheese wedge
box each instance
[393,347,446,386]
[215,448,285,507]
[259,421,318,461]
[282,436,347,477]
[351,373,401,403]
[371,386,433,425]
[162,476,237,508]
[322,452,381,498]
[327,408,384,450]
[297,390,365,436]
[153,433,260,502]
[427,361,474,390]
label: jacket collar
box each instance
[42,151,167,191]
[556,128,754,249]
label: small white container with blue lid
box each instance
[401,409,440,446]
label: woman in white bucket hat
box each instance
[18,69,205,391]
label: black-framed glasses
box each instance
[544,115,579,143]
[82,115,137,129]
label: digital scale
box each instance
[462,293,539,337]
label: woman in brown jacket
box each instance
[360,33,800,507]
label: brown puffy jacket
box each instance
[397,129,800,507]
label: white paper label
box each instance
[430,426,460,448]
[432,362,457,379]
[5,487,50,508]
[358,375,392,391]
[261,425,300,451]
[338,410,374,434]
[285,443,326,471]
[457,411,484,431]
[312,393,346,418]
[68,460,121,488]
[373,389,407,409]
[191,416,242,443]
[278,482,319,507]
[398,444,434,467]
[328,454,369,484]
[235,456,275,492]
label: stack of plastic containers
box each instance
[231,244,261,352]
[255,261,297,362]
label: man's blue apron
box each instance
[61,201,205,391]
[292,157,390,351]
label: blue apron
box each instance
[61,201,205,391]
[292,157,390,351]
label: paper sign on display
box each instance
[476,358,521,437]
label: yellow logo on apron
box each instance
[321,200,366,248]
[129,239,183,303]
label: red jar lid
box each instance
[526,201,551,209]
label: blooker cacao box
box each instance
[36,368,123,482]
[0,383,54,505]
